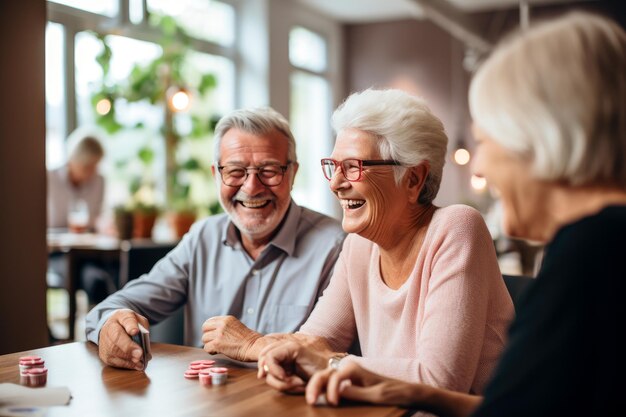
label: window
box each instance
[289,27,327,73]
[45,22,66,169]
[289,26,333,216]
[147,0,236,46]
[49,0,118,17]
[47,0,237,211]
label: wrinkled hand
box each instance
[306,361,421,407]
[264,333,333,352]
[98,308,150,370]
[257,340,331,393]
[202,315,264,361]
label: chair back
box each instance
[119,240,184,345]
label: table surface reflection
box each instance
[0,342,409,417]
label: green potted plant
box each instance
[90,15,219,238]
[132,203,160,239]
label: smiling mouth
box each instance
[238,200,271,209]
[340,199,366,210]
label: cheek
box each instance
[363,175,393,221]
[220,185,237,203]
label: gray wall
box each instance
[342,1,626,210]
[0,0,48,354]
[344,19,474,208]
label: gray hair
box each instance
[469,11,626,187]
[332,88,448,205]
[213,107,297,164]
[69,136,104,164]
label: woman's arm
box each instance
[346,208,510,392]
[306,362,483,417]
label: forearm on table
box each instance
[416,385,483,417]
[344,356,474,392]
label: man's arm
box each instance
[85,227,196,368]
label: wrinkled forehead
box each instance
[331,128,381,159]
[219,128,289,164]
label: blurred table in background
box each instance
[47,232,177,341]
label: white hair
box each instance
[332,88,448,205]
[213,107,297,164]
[470,11,626,187]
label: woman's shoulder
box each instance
[427,204,492,246]
[432,204,486,229]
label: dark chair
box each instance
[502,274,534,312]
[119,240,184,345]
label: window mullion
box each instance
[64,26,77,138]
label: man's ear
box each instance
[406,163,429,204]
[211,165,216,178]
[290,162,299,188]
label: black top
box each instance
[472,206,626,417]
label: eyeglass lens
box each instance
[220,165,285,186]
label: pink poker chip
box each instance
[26,367,48,387]
[189,363,213,370]
[184,369,200,379]
[208,367,228,374]
[19,356,44,366]
[190,360,215,366]
[198,371,212,386]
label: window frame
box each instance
[46,0,239,140]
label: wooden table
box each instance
[0,343,409,417]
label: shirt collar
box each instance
[222,200,301,256]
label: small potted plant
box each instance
[114,205,134,240]
[132,203,160,239]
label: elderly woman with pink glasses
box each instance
[256,88,514,396]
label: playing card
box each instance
[131,324,151,370]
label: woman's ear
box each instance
[405,163,429,204]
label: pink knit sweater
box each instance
[299,205,514,394]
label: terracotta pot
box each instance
[114,211,134,240]
[133,211,158,239]
[169,211,196,238]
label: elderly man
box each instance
[85,107,345,370]
[47,134,117,308]
[48,134,105,231]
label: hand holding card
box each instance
[131,324,152,371]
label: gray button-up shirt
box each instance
[85,201,345,347]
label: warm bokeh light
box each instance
[453,148,471,165]
[169,89,191,112]
[95,98,112,115]
[470,175,487,191]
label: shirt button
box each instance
[247,308,254,315]
[251,269,259,276]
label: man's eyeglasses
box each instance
[217,163,291,187]
[320,158,401,182]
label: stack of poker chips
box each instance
[184,360,215,381]
[207,367,228,385]
[18,356,48,387]
[183,360,228,386]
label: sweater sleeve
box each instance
[297,236,358,352]
[346,208,507,393]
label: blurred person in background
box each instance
[47,134,105,231]
[47,133,116,313]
